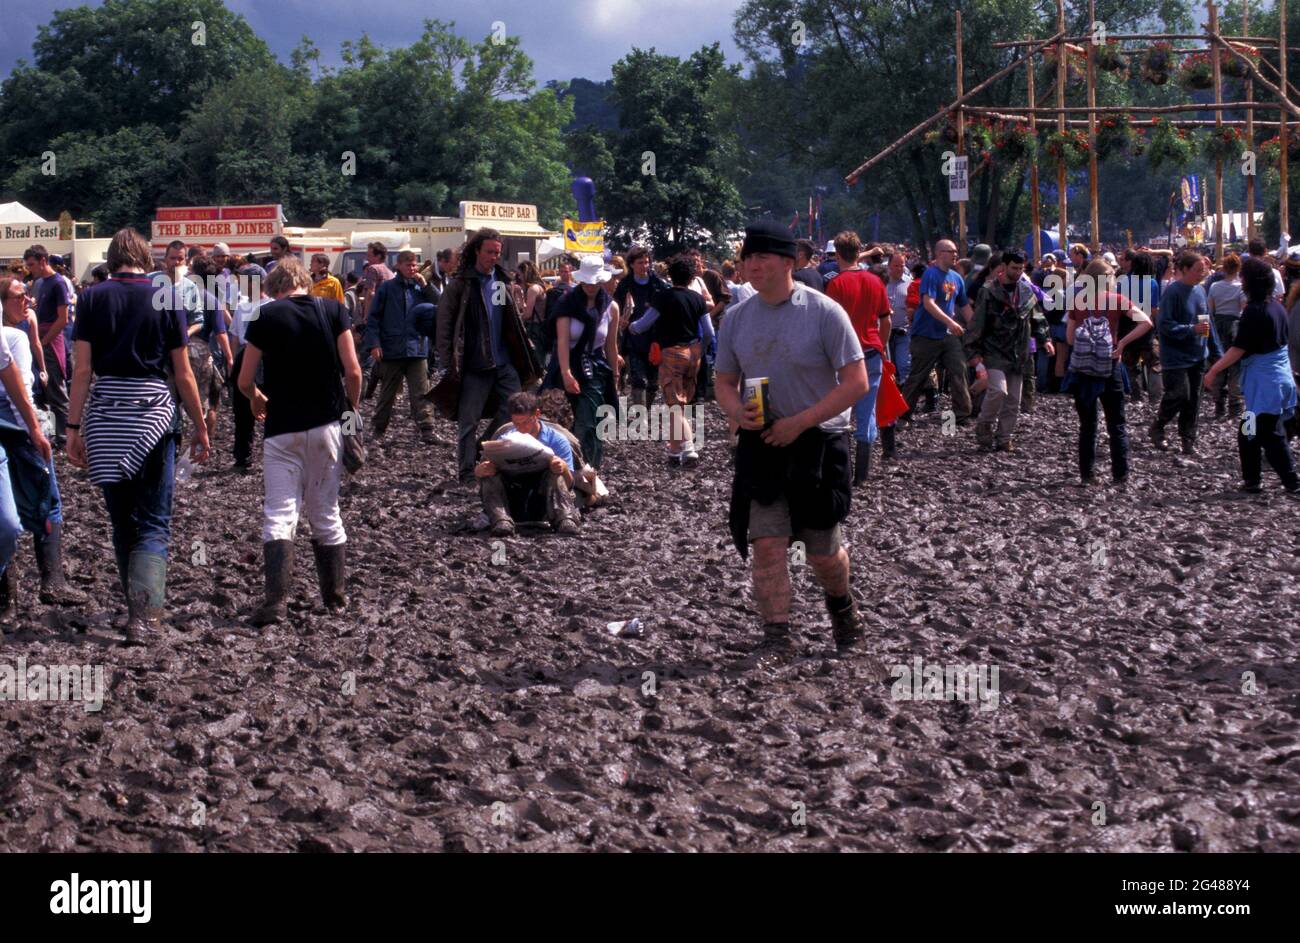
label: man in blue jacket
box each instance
[364,251,440,445]
[1151,251,1224,455]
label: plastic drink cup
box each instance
[744,377,771,426]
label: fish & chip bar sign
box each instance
[460,201,538,227]
[152,204,283,242]
[3,221,60,241]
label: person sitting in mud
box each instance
[475,391,581,537]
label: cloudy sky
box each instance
[2,0,749,85]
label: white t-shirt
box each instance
[232,297,271,347]
[727,281,755,308]
[0,325,31,432]
[564,300,614,351]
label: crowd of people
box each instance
[2,218,1297,664]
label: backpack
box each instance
[1070,313,1114,377]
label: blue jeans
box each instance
[100,435,177,559]
[889,331,911,385]
[853,350,883,445]
[0,444,25,573]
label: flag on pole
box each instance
[789,210,800,232]
[808,195,814,239]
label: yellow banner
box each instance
[563,218,605,255]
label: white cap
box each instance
[1102,251,1117,266]
[824,240,836,254]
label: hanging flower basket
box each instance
[1041,42,1086,87]
[1145,119,1198,171]
[1176,52,1215,91]
[923,118,961,147]
[1095,116,1135,161]
[1260,134,1300,164]
[1095,40,1128,73]
[1203,126,1247,164]
[1142,42,1173,84]
[993,122,1037,162]
[966,118,995,156]
[1044,129,1091,169]
[1220,44,1258,79]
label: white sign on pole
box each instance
[948,156,969,202]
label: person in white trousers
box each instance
[238,257,362,626]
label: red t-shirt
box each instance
[826,268,889,354]
[1068,290,1127,339]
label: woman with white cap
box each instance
[553,256,620,470]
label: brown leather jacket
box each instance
[436,266,540,387]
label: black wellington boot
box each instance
[252,540,294,627]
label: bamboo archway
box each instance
[844,0,1297,262]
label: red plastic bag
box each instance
[876,359,909,427]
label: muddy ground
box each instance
[1,386,1298,852]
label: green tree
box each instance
[6,126,181,231]
[0,0,274,226]
[732,0,1196,251]
[307,20,573,227]
[598,45,745,255]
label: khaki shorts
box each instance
[748,497,842,556]
[658,342,701,407]
[188,344,222,406]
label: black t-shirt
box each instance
[614,274,661,321]
[793,267,825,293]
[75,273,187,379]
[649,285,706,348]
[244,295,351,438]
[1234,299,1289,355]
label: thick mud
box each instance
[1,388,1298,852]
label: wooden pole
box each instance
[1283,0,1290,237]
[1057,0,1067,257]
[843,30,1066,184]
[1027,35,1041,265]
[1087,0,1100,253]
[1212,1,1225,258]
[956,11,966,250]
[994,33,1282,46]
[962,107,1280,128]
[1246,0,1255,239]
[1212,31,1300,118]
[965,100,1272,115]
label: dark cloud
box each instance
[1,0,746,85]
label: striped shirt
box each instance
[82,377,175,485]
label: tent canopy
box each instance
[0,202,44,224]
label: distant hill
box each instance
[549,77,618,132]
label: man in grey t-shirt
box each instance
[715,221,868,663]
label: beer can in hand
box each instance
[743,376,771,426]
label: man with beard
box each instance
[965,251,1052,453]
[715,221,868,664]
[436,228,541,483]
